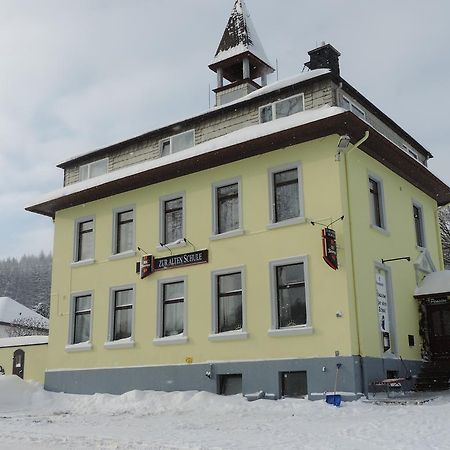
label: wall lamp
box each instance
[335,131,370,161]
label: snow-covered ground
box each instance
[0,376,449,450]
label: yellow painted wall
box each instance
[0,344,48,383]
[48,136,355,370]
[344,148,442,360]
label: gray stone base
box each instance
[44,355,423,400]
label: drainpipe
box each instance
[340,131,369,394]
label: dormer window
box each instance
[342,96,366,120]
[79,158,108,181]
[160,130,195,157]
[259,94,304,123]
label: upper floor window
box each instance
[160,194,184,245]
[79,158,108,181]
[113,207,135,255]
[259,94,304,123]
[160,130,195,157]
[342,96,366,120]
[213,179,242,236]
[413,203,425,247]
[74,217,94,262]
[268,164,304,225]
[109,287,134,342]
[368,176,386,230]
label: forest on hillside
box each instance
[0,252,51,317]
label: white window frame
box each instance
[65,290,93,352]
[259,93,305,123]
[211,177,244,240]
[342,95,366,120]
[412,200,426,248]
[153,276,188,346]
[209,266,248,342]
[267,162,305,229]
[104,284,135,349]
[368,172,388,233]
[159,129,195,157]
[79,158,108,181]
[72,215,95,265]
[268,256,312,337]
[158,192,186,249]
[111,205,136,258]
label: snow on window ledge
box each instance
[152,335,188,346]
[208,330,249,342]
[268,326,313,337]
[65,342,93,353]
[266,217,306,230]
[71,258,95,268]
[209,229,245,241]
[156,239,188,252]
[104,338,135,349]
[108,250,136,261]
[369,224,390,236]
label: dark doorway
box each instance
[12,349,25,379]
[219,374,242,396]
[281,371,308,398]
[427,302,450,358]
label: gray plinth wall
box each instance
[44,356,423,400]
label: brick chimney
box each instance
[305,43,341,76]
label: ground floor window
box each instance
[281,371,307,398]
[219,374,242,396]
[109,286,134,341]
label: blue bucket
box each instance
[326,394,342,406]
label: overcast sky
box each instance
[1,0,449,260]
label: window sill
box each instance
[268,326,313,337]
[157,240,187,252]
[104,338,135,349]
[209,229,244,241]
[108,250,136,261]
[65,342,93,352]
[153,335,188,346]
[71,258,95,268]
[370,224,390,236]
[208,330,249,342]
[266,217,306,230]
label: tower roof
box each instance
[211,0,273,71]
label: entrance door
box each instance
[428,302,450,358]
[12,349,25,379]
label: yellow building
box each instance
[27,1,450,398]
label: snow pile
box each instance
[1,376,449,449]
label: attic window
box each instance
[79,158,108,182]
[402,144,420,161]
[160,130,195,157]
[259,94,304,123]
[342,96,366,120]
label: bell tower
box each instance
[209,0,274,106]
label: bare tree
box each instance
[439,205,450,268]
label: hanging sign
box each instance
[375,270,391,351]
[322,228,338,270]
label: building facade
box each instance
[27,1,450,399]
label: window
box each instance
[155,277,187,344]
[108,287,134,342]
[74,217,94,262]
[71,294,92,344]
[413,203,425,247]
[113,207,135,255]
[79,158,108,181]
[259,94,304,123]
[368,176,386,229]
[160,194,184,245]
[212,178,242,236]
[210,268,247,340]
[219,374,242,396]
[160,130,194,157]
[342,96,366,120]
[281,371,307,398]
[268,164,304,225]
[269,256,311,336]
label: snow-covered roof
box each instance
[0,335,48,348]
[28,106,345,209]
[212,0,272,68]
[57,69,331,167]
[414,270,450,297]
[0,297,49,327]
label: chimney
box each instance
[305,42,341,76]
